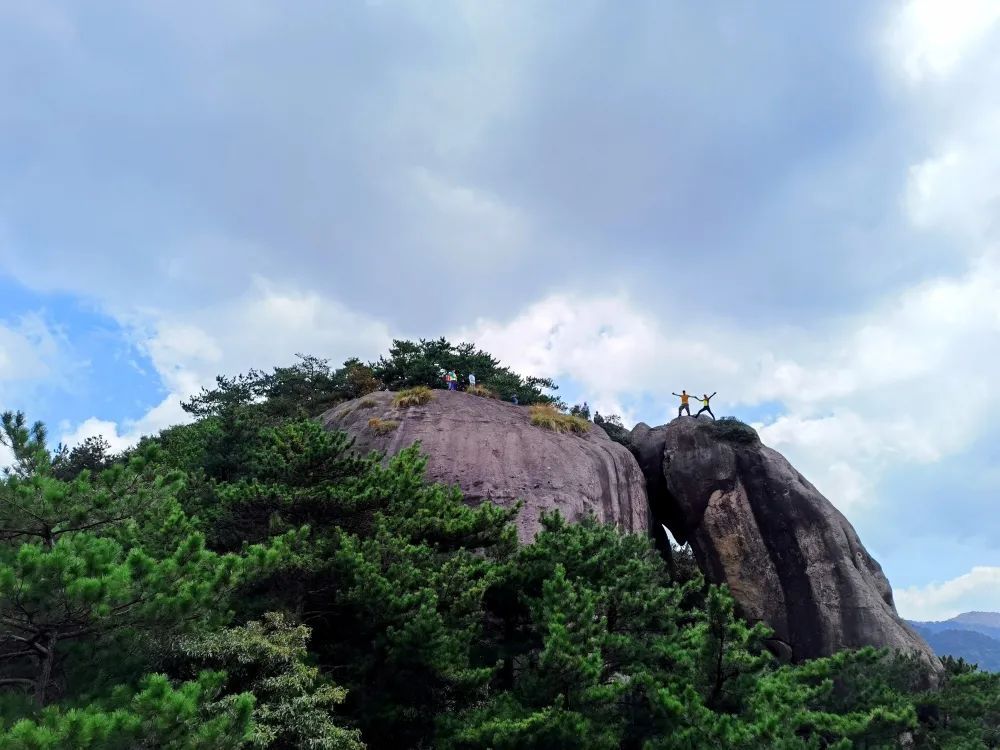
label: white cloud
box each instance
[457,293,741,414]
[0,313,70,471]
[60,277,394,451]
[59,394,190,454]
[455,240,1000,513]
[891,0,1000,247]
[405,168,530,269]
[906,125,1000,239]
[886,0,1000,83]
[0,313,65,385]
[895,566,1000,620]
[136,277,393,396]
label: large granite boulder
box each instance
[320,390,651,543]
[631,417,940,673]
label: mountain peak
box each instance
[952,611,1000,627]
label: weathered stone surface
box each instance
[630,417,941,674]
[320,390,651,543]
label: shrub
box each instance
[708,416,759,444]
[392,386,434,408]
[467,384,497,399]
[368,417,400,435]
[529,404,590,434]
[594,411,630,446]
[359,398,378,408]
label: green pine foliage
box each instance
[0,414,297,711]
[2,347,999,749]
[183,356,379,423]
[0,671,254,750]
[372,338,559,405]
[178,613,362,750]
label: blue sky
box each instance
[1,0,999,619]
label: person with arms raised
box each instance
[673,390,692,418]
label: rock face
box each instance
[320,390,650,543]
[631,417,940,672]
[323,391,938,673]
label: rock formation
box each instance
[630,417,940,672]
[322,390,938,674]
[320,390,650,543]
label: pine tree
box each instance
[0,413,295,708]
[0,670,255,750]
[5,349,1000,749]
[178,613,363,750]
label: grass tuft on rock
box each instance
[707,416,759,444]
[392,386,434,408]
[466,384,497,399]
[529,404,590,434]
[368,417,400,435]
[359,398,378,408]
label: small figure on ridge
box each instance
[696,392,717,420]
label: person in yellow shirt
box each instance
[696,392,717,420]
[672,390,692,418]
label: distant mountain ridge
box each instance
[909,612,1000,671]
[911,612,1000,641]
[952,611,1000,629]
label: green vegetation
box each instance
[373,337,559,405]
[367,417,400,435]
[708,416,760,444]
[1,344,998,749]
[391,386,435,408]
[183,354,380,424]
[359,398,378,408]
[594,411,630,446]
[529,404,591,434]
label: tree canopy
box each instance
[372,338,559,405]
[1,344,997,749]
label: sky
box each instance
[1,0,998,621]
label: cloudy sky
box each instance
[1,0,998,620]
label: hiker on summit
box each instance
[696,392,717,420]
[672,390,692,418]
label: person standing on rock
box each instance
[696,392,717,420]
[468,372,476,389]
[672,390,692,418]
[447,370,458,391]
